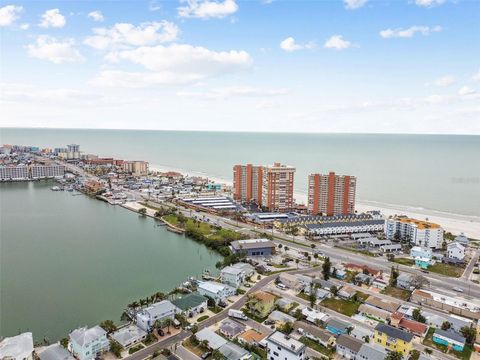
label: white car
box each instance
[453,287,464,292]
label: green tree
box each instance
[322,257,331,280]
[441,321,452,331]
[99,320,117,334]
[330,285,339,296]
[279,321,294,334]
[310,243,316,249]
[309,286,317,307]
[60,338,69,349]
[295,258,300,268]
[460,326,476,345]
[109,340,122,358]
[164,318,174,334]
[408,350,420,360]
[412,308,426,323]
[389,266,399,287]
[386,351,403,360]
[138,207,147,216]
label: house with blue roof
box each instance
[325,318,350,336]
[432,329,466,352]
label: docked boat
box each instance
[50,186,61,191]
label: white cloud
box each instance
[0,4,23,27]
[324,35,352,50]
[92,43,252,87]
[177,86,288,99]
[39,9,66,28]
[280,37,315,52]
[434,75,456,87]
[472,69,480,82]
[178,0,238,19]
[149,0,161,11]
[88,10,104,22]
[459,86,476,96]
[415,0,445,7]
[84,21,179,50]
[25,35,84,64]
[20,23,29,30]
[380,25,442,39]
[343,0,367,10]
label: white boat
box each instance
[51,186,61,191]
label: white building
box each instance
[0,332,34,360]
[197,281,236,303]
[385,216,444,249]
[136,300,178,332]
[266,331,305,360]
[69,326,109,360]
[447,242,465,261]
[221,266,246,288]
[31,165,65,179]
[0,165,29,181]
[110,325,147,348]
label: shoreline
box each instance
[150,164,480,239]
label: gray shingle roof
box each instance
[434,329,466,344]
[336,335,364,352]
[375,324,413,343]
[69,326,106,347]
[38,344,75,360]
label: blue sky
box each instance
[1,0,479,134]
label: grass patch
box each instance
[128,344,144,354]
[428,263,464,277]
[337,246,376,257]
[392,258,415,266]
[381,286,412,301]
[197,315,209,322]
[320,293,366,317]
[299,337,335,358]
[209,305,222,314]
[242,309,268,323]
[183,337,208,357]
[271,264,289,269]
[297,291,311,302]
[423,327,472,360]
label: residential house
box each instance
[358,304,391,322]
[197,281,236,304]
[278,273,303,291]
[37,344,75,360]
[325,318,351,336]
[266,331,305,360]
[374,324,413,356]
[336,335,364,360]
[372,278,388,290]
[276,298,296,312]
[295,274,315,288]
[432,329,466,352]
[390,312,428,337]
[365,296,400,313]
[69,326,109,360]
[344,263,382,277]
[195,328,228,350]
[455,233,469,247]
[110,325,147,348]
[410,247,432,260]
[231,262,255,277]
[218,342,251,360]
[294,321,336,348]
[221,266,246,288]
[350,326,373,342]
[447,242,466,261]
[219,319,247,339]
[247,291,276,318]
[302,307,329,324]
[338,286,356,300]
[354,273,373,285]
[0,332,34,360]
[268,310,296,326]
[136,300,179,332]
[171,293,208,318]
[333,268,347,280]
[397,273,415,291]
[356,343,387,360]
[237,330,266,347]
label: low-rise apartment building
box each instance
[266,331,305,360]
[373,323,414,356]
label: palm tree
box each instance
[164,318,174,334]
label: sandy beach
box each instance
[150,164,480,240]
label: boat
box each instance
[50,186,60,191]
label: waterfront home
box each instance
[455,233,469,247]
[302,307,329,324]
[195,328,227,350]
[325,318,351,336]
[110,325,147,348]
[219,319,246,339]
[37,344,75,360]
[447,242,466,261]
[197,281,236,304]
[237,329,266,347]
[247,291,276,318]
[374,323,413,356]
[294,321,336,348]
[266,331,305,360]
[357,343,387,360]
[0,332,34,360]
[218,342,252,360]
[136,300,179,332]
[231,262,255,277]
[432,329,466,352]
[230,239,276,256]
[221,266,246,288]
[397,273,415,291]
[69,326,109,360]
[171,293,207,318]
[336,335,364,360]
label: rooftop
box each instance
[267,331,305,354]
[375,323,414,343]
[231,239,276,250]
[394,216,441,230]
[0,332,34,360]
[38,344,75,360]
[110,325,147,347]
[336,335,364,352]
[171,293,207,311]
[139,300,178,319]
[195,328,228,350]
[69,326,106,347]
[238,329,266,344]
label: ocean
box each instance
[1,128,479,217]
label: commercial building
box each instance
[230,239,276,257]
[197,281,236,303]
[69,326,109,360]
[123,161,149,176]
[0,165,29,180]
[31,165,65,179]
[307,172,356,216]
[233,163,295,212]
[373,323,414,356]
[266,331,305,360]
[0,332,34,360]
[179,196,239,212]
[385,216,444,249]
[135,300,178,331]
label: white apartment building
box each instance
[31,165,65,179]
[0,165,29,180]
[385,216,444,249]
[261,163,296,212]
[266,331,305,360]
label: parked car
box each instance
[201,352,212,359]
[453,287,464,292]
[158,329,165,336]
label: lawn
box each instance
[321,297,361,317]
[428,263,464,277]
[299,337,335,358]
[183,337,209,357]
[393,258,415,266]
[423,327,472,360]
[128,344,144,354]
[197,315,209,322]
[337,246,376,257]
[382,286,412,301]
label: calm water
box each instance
[0,181,222,341]
[1,128,479,216]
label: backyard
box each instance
[381,286,412,301]
[423,328,472,360]
[428,263,464,277]
[320,291,368,317]
[299,337,335,358]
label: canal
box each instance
[0,181,222,341]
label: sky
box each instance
[0,0,479,134]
